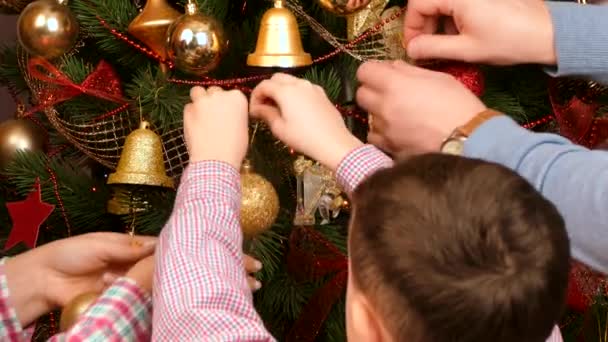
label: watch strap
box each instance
[456,109,502,137]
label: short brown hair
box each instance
[349,153,570,342]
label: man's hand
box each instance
[250,73,362,170]
[184,86,249,169]
[356,60,486,154]
[4,233,156,327]
[403,0,556,65]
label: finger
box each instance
[244,255,263,273]
[391,60,430,76]
[207,86,223,94]
[247,276,262,291]
[249,104,286,136]
[403,0,454,45]
[407,34,476,61]
[270,73,299,84]
[102,272,119,285]
[93,235,157,264]
[190,86,206,101]
[367,131,391,153]
[355,86,383,113]
[356,61,399,91]
[184,103,194,117]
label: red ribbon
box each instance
[27,58,127,115]
[286,226,348,342]
[548,79,608,148]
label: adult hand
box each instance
[184,86,249,169]
[4,233,156,327]
[403,0,556,65]
[250,73,362,170]
[356,60,486,154]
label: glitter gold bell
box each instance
[240,160,280,237]
[127,0,181,61]
[107,121,173,188]
[317,0,372,16]
[247,0,312,68]
[59,291,99,331]
[17,0,79,59]
[166,0,226,75]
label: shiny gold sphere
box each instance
[240,161,280,237]
[166,12,226,76]
[59,291,99,331]
[0,118,46,169]
[17,0,79,59]
[317,0,372,15]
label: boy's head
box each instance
[345,153,570,342]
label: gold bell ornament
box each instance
[59,291,99,331]
[247,0,312,68]
[17,0,79,59]
[107,121,174,188]
[0,105,46,168]
[166,0,226,75]
[240,160,280,237]
[128,0,181,62]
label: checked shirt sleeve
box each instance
[49,277,152,342]
[335,145,393,195]
[0,258,34,342]
[153,161,274,341]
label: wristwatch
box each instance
[440,109,502,155]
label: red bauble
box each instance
[424,61,486,97]
[4,181,55,250]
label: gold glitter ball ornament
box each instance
[317,0,372,16]
[107,121,174,188]
[0,117,46,169]
[166,0,226,76]
[17,0,79,59]
[59,291,99,331]
[240,160,280,237]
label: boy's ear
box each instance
[349,289,385,342]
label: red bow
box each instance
[27,58,127,115]
[286,226,348,342]
[548,79,608,148]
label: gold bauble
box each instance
[127,0,181,61]
[247,0,312,68]
[107,121,174,188]
[240,160,280,237]
[0,118,45,168]
[17,0,79,59]
[317,0,372,16]
[59,291,99,331]
[166,1,226,75]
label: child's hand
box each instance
[184,86,249,169]
[244,254,263,291]
[250,73,362,171]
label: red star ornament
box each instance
[4,181,55,250]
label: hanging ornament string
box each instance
[46,166,72,236]
[97,17,175,69]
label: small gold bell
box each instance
[107,121,174,188]
[247,0,312,68]
[59,291,99,331]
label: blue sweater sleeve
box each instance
[464,116,608,273]
[545,1,608,84]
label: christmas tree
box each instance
[0,0,606,340]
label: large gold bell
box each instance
[107,121,174,188]
[247,0,312,68]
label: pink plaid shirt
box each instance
[0,258,152,341]
[153,145,564,342]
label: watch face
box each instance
[441,139,464,155]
